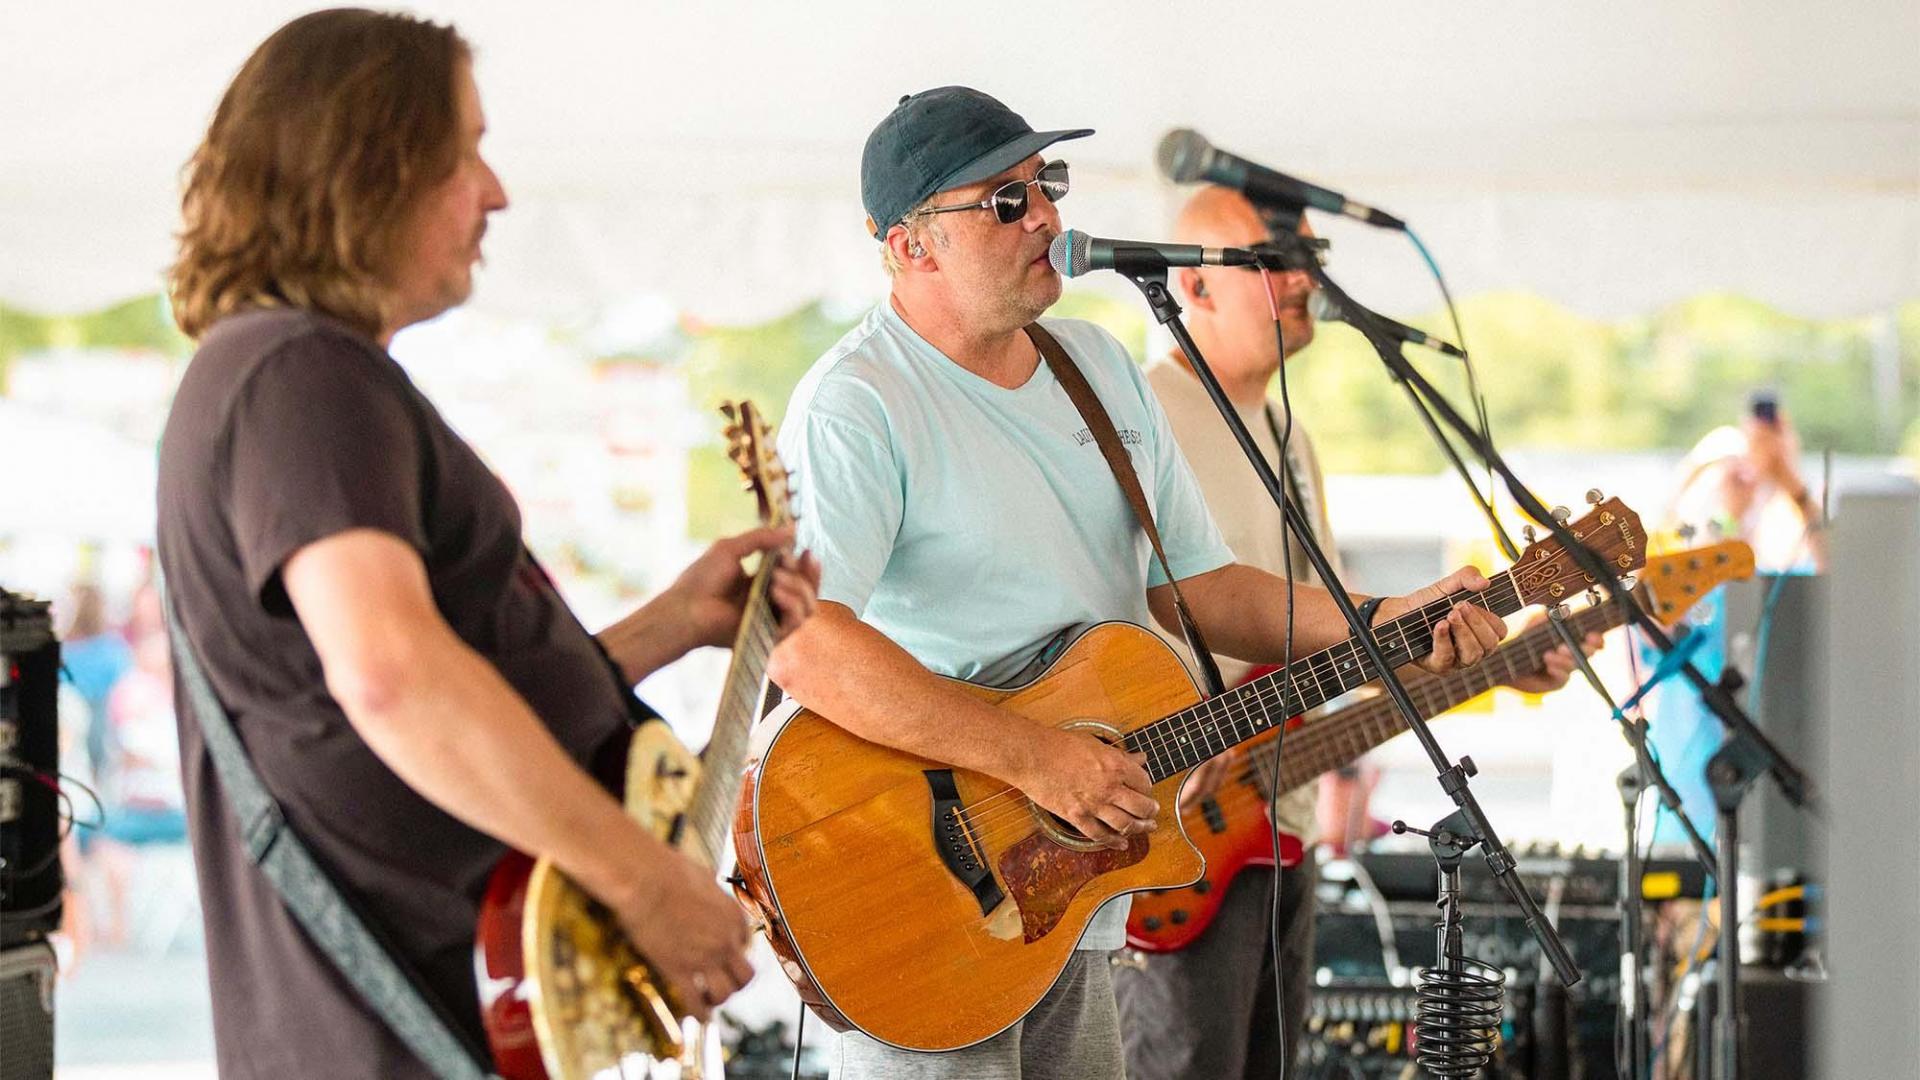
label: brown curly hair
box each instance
[168,8,469,340]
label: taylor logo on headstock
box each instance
[1510,494,1646,608]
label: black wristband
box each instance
[1357,595,1387,628]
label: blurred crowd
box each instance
[53,557,192,969]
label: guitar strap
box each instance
[1025,322,1226,698]
[161,580,500,1080]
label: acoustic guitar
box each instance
[732,497,1645,1051]
[1126,538,1755,952]
[476,401,791,1080]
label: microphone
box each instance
[1308,291,1465,359]
[1157,129,1406,231]
[1048,228,1264,278]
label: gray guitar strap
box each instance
[160,582,500,1080]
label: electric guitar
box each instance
[476,401,792,1080]
[732,497,1645,1052]
[1125,538,1755,953]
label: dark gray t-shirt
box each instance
[156,307,644,1077]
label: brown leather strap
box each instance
[1025,323,1226,697]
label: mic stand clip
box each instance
[1393,813,1507,1077]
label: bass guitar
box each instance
[477,401,792,1080]
[732,497,1645,1051]
[1125,538,1755,952]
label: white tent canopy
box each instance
[4,0,1916,327]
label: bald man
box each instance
[1111,187,1583,1079]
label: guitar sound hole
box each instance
[1047,812,1090,841]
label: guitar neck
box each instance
[1250,597,1630,797]
[1125,569,1530,783]
[684,559,781,864]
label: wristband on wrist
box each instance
[1357,595,1387,628]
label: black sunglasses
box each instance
[914,160,1070,225]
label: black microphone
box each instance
[1308,291,1465,359]
[1048,228,1264,278]
[1158,129,1406,231]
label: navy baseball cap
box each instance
[861,86,1093,239]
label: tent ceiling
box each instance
[4,1,1916,324]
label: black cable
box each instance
[56,769,107,832]
[1406,226,1495,514]
[1264,274,1297,1080]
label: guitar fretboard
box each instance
[684,563,780,865]
[1244,597,1629,798]
[1122,571,1526,783]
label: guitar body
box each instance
[735,622,1211,1052]
[477,724,712,1080]
[1124,724,1306,954]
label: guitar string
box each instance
[1176,595,1644,848]
[956,568,1528,826]
[946,577,1530,839]
[1228,603,1622,796]
[945,597,1462,836]
[944,581,1517,836]
[687,566,782,856]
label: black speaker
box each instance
[0,941,55,1080]
[1692,966,1822,1079]
[1,589,61,948]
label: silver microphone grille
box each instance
[1156,129,1211,184]
[1306,290,1340,324]
[1047,230,1090,278]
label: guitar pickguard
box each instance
[996,831,1149,943]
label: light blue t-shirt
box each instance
[779,301,1235,949]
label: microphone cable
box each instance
[1404,226,1496,519]
[1259,264,1297,1079]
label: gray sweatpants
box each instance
[831,950,1126,1079]
[1111,865,1316,1080]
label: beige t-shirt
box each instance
[1144,355,1343,841]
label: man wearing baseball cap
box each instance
[767,87,1508,1078]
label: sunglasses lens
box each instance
[992,181,1028,224]
[1037,161,1069,204]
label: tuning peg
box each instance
[1522,524,1537,543]
[1585,488,1604,505]
[1618,574,1637,591]
[1548,604,1570,622]
[720,401,738,420]
[1550,506,1571,525]
[1677,523,1697,542]
[1586,587,1603,606]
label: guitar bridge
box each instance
[924,770,1005,916]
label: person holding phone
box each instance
[1667,390,1826,572]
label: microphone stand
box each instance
[1110,254,1584,990]
[1276,237,1819,1080]
[1293,247,1720,1080]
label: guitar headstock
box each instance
[721,400,794,529]
[1640,540,1755,626]
[1510,494,1647,612]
